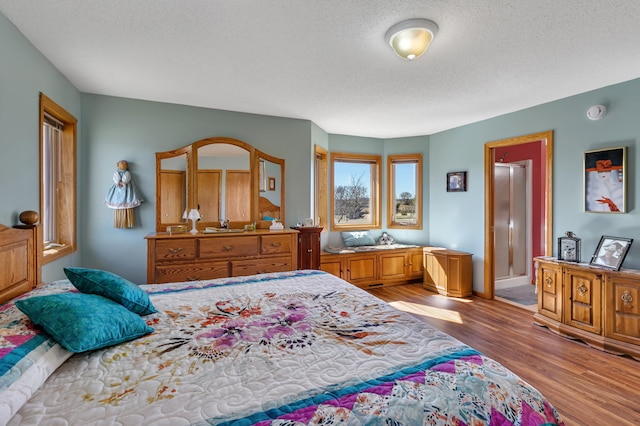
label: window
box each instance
[314,145,328,229]
[387,153,422,229]
[330,152,381,230]
[40,93,77,262]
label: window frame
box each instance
[40,93,77,263]
[330,152,381,231]
[387,153,422,230]
[313,145,328,229]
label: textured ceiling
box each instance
[2,1,640,138]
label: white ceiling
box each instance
[2,1,640,139]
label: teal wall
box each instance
[430,80,640,287]
[2,10,639,291]
[0,12,83,282]
[80,95,313,283]
[324,133,430,247]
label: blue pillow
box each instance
[341,231,376,247]
[15,293,154,353]
[64,267,156,315]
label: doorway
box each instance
[483,131,554,301]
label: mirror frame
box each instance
[155,137,285,232]
[155,145,191,232]
[255,149,285,226]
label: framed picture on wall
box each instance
[446,171,467,192]
[584,147,626,213]
[589,235,633,270]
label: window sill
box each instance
[43,245,74,264]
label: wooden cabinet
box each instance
[604,274,640,347]
[320,247,423,289]
[319,256,343,278]
[423,247,473,297]
[534,257,640,360]
[563,265,602,334]
[146,229,298,283]
[292,227,323,269]
[345,254,378,286]
[537,260,562,322]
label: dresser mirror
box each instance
[156,147,190,231]
[256,150,285,224]
[155,137,285,232]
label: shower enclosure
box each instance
[494,162,531,288]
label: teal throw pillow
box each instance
[64,267,156,315]
[15,293,154,353]
[341,231,376,247]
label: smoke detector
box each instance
[587,105,607,120]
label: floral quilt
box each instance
[10,270,563,425]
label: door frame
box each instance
[482,131,554,299]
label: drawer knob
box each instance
[186,276,200,281]
[545,276,552,287]
[169,247,183,254]
[223,245,234,251]
[622,291,633,306]
[271,242,282,247]
[577,283,588,295]
[307,249,313,253]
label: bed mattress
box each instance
[8,270,563,425]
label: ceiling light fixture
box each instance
[385,18,438,61]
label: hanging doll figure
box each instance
[105,160,143,228]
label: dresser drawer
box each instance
[260,234,292,255]
[231,256,293,277]
[154,239,197,262]
[146,230,298,284]
[200,236,258,258]
[154,261,229,284]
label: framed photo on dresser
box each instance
[589,235,633,270]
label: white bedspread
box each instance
[9,270,563,425]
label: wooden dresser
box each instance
[145,229,298,283]
[423,247,473,297]
[534,257,640,360]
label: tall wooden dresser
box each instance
[145,229,298,284]
[291,226,323,269]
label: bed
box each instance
[0,224,564,425]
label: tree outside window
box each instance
[330,153,381,230]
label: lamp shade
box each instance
[385,19,438,60]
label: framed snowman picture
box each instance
[584,147,626,213]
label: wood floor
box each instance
[366,283,640,426]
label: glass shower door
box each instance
[494,163,527,281]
